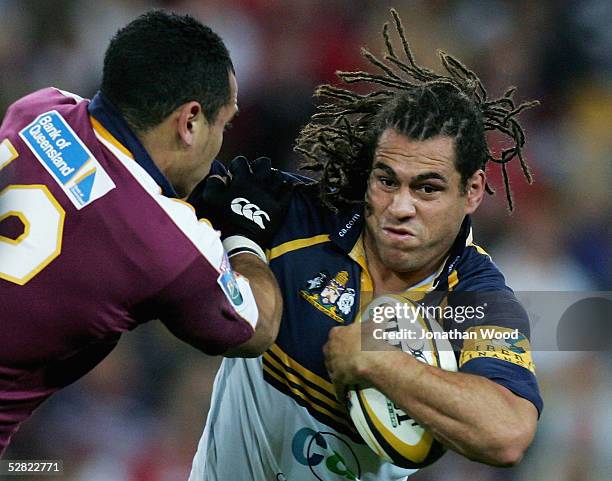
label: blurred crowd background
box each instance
[1,0,610,480]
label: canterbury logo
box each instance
[230,197,270,229]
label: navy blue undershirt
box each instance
[88,91,178,198]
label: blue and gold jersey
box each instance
[190,182,542,481]
[265,185,542,430]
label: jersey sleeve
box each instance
[148,196,259,355]
[451,289,543,415]
[447,247,544,415]
[147,256,257,355]
[95,134,260,355]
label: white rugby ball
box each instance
[347,294,457,468]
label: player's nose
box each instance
[387,189,417,219]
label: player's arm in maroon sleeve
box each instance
[185,155,294,356]
[222,253,282,357]
[131,154,293,357]
[123,186,282,357]
[146,248,281,357]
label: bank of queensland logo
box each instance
[19,111,115,209]
[300,270,355,323]
[218,253,244,308]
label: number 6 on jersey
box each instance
[0,185,65,285]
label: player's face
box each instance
[364,129,483,281]
[202,71,239,164]
[188,72,239,191]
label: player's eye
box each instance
[416,184,440,194]
[377,176,396,188]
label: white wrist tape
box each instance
[223,235,267,263]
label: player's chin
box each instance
[380,249,421,274]
[378,234,421,255]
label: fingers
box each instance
[250,156,273,182]
[199,175,228,203]
[189,174,229,220]
[251,158,292,190]
[324,338,350,406]
[226,155,292,197]
[271,172,294,195]
[228,155,253,181]
[246,156,285,191]
[207,174,229,186]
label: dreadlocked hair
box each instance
[295,8,538,212]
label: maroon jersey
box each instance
[0,88,258,454]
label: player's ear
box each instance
[177,101,205,147]
[464,169,485,214]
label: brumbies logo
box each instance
[300,270,355,323]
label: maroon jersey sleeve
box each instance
[139,258,256,355]
[0,88,259,453]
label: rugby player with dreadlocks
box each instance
[188,9,542,481]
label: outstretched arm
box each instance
[223,253,283,357]
[188,155,295,357]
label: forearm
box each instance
[223,253,282,357]
[360,351,537,466]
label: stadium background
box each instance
[1,0,610,480]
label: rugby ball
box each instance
[347,294,457,468]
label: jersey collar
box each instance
[88,91,178,198]
[328,204,365,252]
[431,215,473,290]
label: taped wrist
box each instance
[222,235,267,264]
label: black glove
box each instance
[188,156,293,253]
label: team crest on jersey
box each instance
[300,270,355,323]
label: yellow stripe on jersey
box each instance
[263,352,344,413]
[459,326,536,373]
[90,116,134,159]
[268,343,335,394]
[447,270,459,290]
[262,363,352,429]
[268,234,330,261]
[348,234,374,303]
[469,243,491,258]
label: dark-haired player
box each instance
[0,11,285,456]
[189,10,541,481]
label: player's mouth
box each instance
[381,226,417,241]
